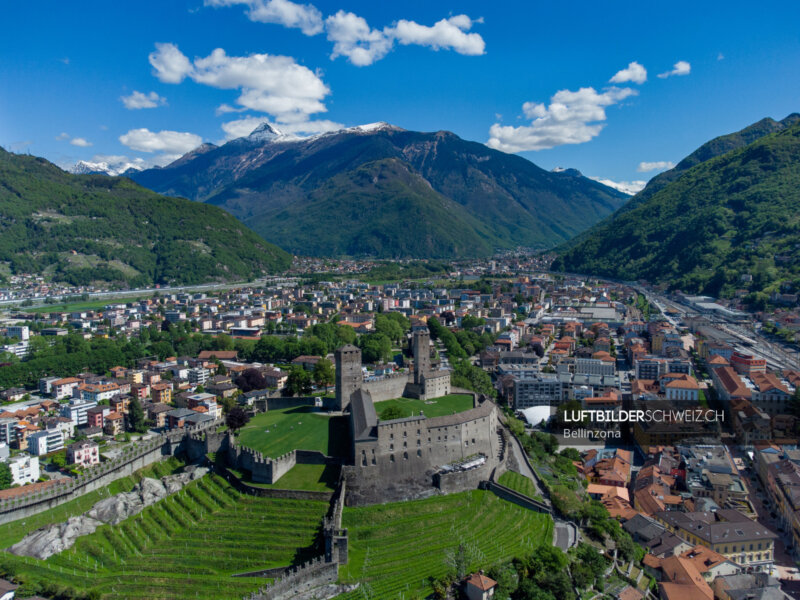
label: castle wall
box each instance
[362,373,410,403]
[418,373,451,400]
[335,345,362,412]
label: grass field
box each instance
[0,474,329,600]
[236,406,348,459]
[26,296,153,314]
[498,470,544,501]
[337,490,553,599]
[0,457,184,549]
[373,394,474,420]
[232,463,339,492]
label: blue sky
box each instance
[1,0,799,190]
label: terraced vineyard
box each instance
[337,490,553,599]
[0,474,329,599]
[498,470,543,500]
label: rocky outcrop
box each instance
[8,466,209,559]
[8,516,102,559]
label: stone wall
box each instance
[362,373,410,403]
[245,557,339,600]
[223,469,333,501]
[482,480,552,514]
[0,418,222,524]
[434,460,494,494]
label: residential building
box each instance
[103,412,124,436]
[66,440,100,468]
[8,454,39,485]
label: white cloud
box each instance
[637,160,675,172]
[657,60,691,78]
[149,43,331,123]
[220,115,342,140]
[717,52,725,61]
[119,128,202,154]
[149,42,193,83]
[325,11,393,66]
[55,132,70,141]
[589,177,647,196]
[70,137,92,147]
[205,0,323,35]
[487,86,637,153]
[390,15,485,55]
[120,90,167,109]
[609,61,647,84]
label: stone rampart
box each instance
[362,373,410,402]
[245,557,338,600]
[482,480,552,514]
[0,417,222,524]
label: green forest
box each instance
[553,122,800,303]
[0,148,290,287]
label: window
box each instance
[403,452,408,460]
[417,449,422,457]
[390,454,395,463]
[389,444,394,451]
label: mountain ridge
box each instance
[130,122,629,258]
[0,147,291,286]
[552,118,800,301]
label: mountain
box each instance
[71,157,147,176]
[0,147,291,287]
[552,118,800,301]
[130,122,629,258]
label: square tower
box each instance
[335,344,363,411]
[413,330,431,385]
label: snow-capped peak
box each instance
[71,157,146,176]
[247,122,283,142]
[348,122,400,133]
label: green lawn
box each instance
[498,470,543,501]
[0,474,329,600]
[0,457,184,549]
[26,295,152,314]
[374,393,474,419]
[236,463,339,492]
[236,406,349,459]
[337,490,553,600]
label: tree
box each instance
[0,462,12,490]
[226,406,250,432]
[128,397,148,433]
[235,367,268,393]
[380,405,405,421]
[313,358,334,390]
[286,366,313,396]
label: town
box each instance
[0,254,797,600]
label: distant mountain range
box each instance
[553,114,800,301]
[0,148,290,286]
[129,122,629,258]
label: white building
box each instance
[27,427,64,456]
[8,454,39,485]
[61,398,98,426]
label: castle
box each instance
[334,329,451,411]
[336,330,501,504]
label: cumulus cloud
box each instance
[610,61,647,84]
[487,86,637,153]
[589,177,647,196]
[658,60,691,78]
[205,0,323,35]
[391,15,485,55]
[149,42,193,83]
[148,43,330,123]
[220,115,342,140]
[57,133,93,146]
[208,0,485,66]
[325,11,486,66]
[120,90,167,109]
[637,160,675,172]
[325,11,393,66]
[119,128,202,154]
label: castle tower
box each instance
[413,330,431,385]
[335,344,363,411]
